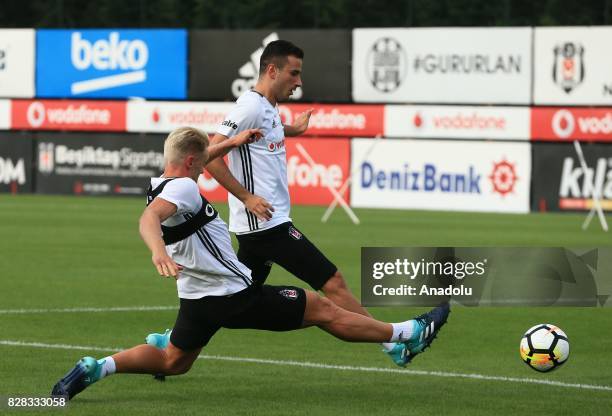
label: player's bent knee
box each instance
[321,271,349,297]
[164,356,194,375]
[303,290,341,326]
[163,346,198,375]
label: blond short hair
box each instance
[164,127,209,165]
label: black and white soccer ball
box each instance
[519,324,570,372]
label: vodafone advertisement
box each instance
[351,139,531,213]
[198,137,350,206]
[127,101,234,133]
[11,100,126,131]
[531,107,612,142]
[385,105,530,140]
[0,99,9,129]
[278,104,384,137]
[127,101,384,137]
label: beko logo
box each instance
[70,32,149,94]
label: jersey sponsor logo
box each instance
[366,37,407,93]
[288,226,303,240]
[231,32,302,100]
[222,119,238,130]
[279,288,299,300]
[552,42,585,94]
[266,139,285,152]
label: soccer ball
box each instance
[519,324,570,372]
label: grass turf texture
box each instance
[0,194,610,415]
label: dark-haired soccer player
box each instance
[200,39,410,364]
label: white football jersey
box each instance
[150,177,252,299]
[216,90,291,234]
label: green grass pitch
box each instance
[0,194,611,415]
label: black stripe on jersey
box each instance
[238,145,259,231]
[198,228,252,285]
[184,214,253,286]
[244,145,259,230]
[237,146,253,231]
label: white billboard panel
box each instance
[0,99,9,129]
[384,105,530,140]
[350,139,530,213]
[0,29,35,98]
[352,27,532,104]
[534,27,612,105]
[127,101,234,133]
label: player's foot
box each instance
[145,328,172,349]
[384,343,411,367]
[386,302,451,367]
[145,329,172,382]
[51,357,102,400]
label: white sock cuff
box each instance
[390,321,415,343]
[99,356,116,378]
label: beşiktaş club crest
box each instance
[288,226,302,240]
[552,42,585,94]
[279,289,299,300]
[366,37,407,93]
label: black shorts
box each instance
[170,285,306,351]
[236,222,337,291]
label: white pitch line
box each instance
[0,306,177,314]
[1,340,611,393]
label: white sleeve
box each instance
[216,99,261,138]
[157,178,201,215]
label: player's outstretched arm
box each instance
[205,133,275,221]
[284,108,313,137]
[139,198,183,279]
[207,128,262,162]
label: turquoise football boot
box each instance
[145,328,172,381]
[51,356,103,400]
[385,302,451,367]
[145,328,172,349]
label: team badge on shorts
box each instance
[288,226,302,240]
[279,289,299,300]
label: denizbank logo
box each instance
[36,29,187,99]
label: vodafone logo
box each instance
[413,113,423,128]
[27,102,46,128]
[287,155,343,188]
[278,104,383,136]
[152,108,161,123]
[551,109,575,139]
[14,100,125,131]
